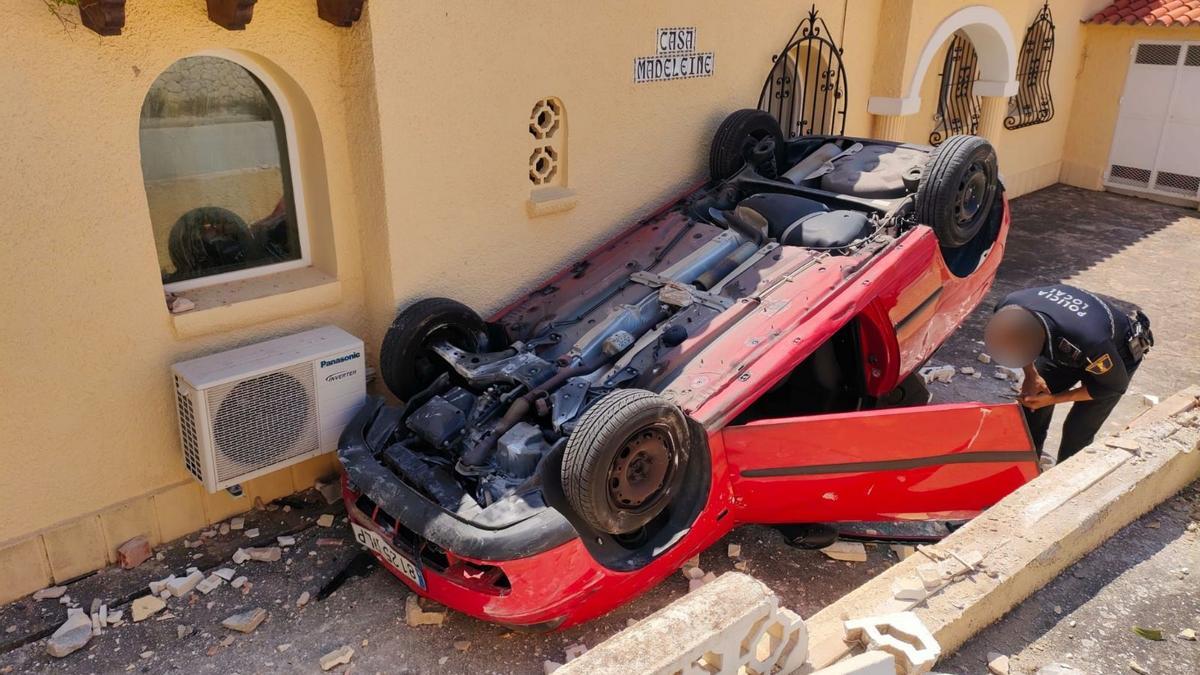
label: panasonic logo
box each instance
[320,352,360,368]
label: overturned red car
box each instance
[338,110,1038,629]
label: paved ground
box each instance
[1,185,1196,674]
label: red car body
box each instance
[341,145,1037,629]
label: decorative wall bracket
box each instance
[78,0,126,36]
[317,0,366,27]
[206,0,257,31]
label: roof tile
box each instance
[1086,0,1200,25]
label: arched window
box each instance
[140,55,306,291]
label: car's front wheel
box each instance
[561,389,690,535]
[915,135,999,248]
[709,109,787,181]
[379,297,489,400]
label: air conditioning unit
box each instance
[172,326,366,493]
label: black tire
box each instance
[562,389,690,535]
[709,109,786,181]
[167,206,259,274]
[915,135,999,248]
[379,298,488,400]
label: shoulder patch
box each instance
[1085,353,1113,375]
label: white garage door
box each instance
[1105,41,1200,203]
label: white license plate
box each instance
[351,522,426,589]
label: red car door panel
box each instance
[723,403,1038,524]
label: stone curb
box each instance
[802,386,1200,670]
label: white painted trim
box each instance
[867,95,921,116]
[880,5,1019,117]
[156,49,313,294]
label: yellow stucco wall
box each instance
[1061,23,1200,189]
[0,0,1181,603]
[0,1,365,598]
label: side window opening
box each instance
[140,55,304,291]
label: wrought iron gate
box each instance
[758,5,847,138]
[1006,2,1056,130]
[930,32,980,145]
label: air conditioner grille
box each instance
[206,362,318,482]
[175,376,204,483]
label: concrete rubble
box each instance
[221,608,268,633]
[822,540,868,562]
[317,514,336,527]
[166,571,203,597]
[986,651,1010,675]
[246,546,282,562]
[319,645,354,671]
[812,651,896,675]
[195,574,223,595]
[919,365,956,384]
[404,594,446,627]
[116,535,152,569]
[45,609,92,658]
[130,595,166,622]
[32,586,67,601]
[844,611,941,675]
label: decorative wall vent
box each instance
[930,32,980,146]
[1135,43,1181,66]
[1005,2,1055,130]
[207,0,257,31]
[758,4,848,138]
[526,97,576,217]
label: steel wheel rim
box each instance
[956,162,988,224]
[607,427,675,513]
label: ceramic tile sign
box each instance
[634,27,714,83]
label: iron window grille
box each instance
[1006,2,1056,130]
[758,4,848,138]
[930,32,980,146]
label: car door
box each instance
[722,402,1038,524]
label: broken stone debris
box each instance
[167,570,204,597]
[246,546,282,562]
[46,608,92,658]
[131,595,166,622]
[219,523,230,535]
[213,567,236,581]
[959,366,975,375]
[277,535,296,547]
[891,576,928,602]
[232,548,250,564]
[844,611,940,675]
[1036,664,1085,675]
[978,352,992,364]
[564,643,588,661]
[149,575,174,594]
[453,640,471,651]
[544,661,563,674]
[404,594,447,626]
[727,543,741,558]
[230,517,245,530]
[33,586,67,600]
[177,624,193,639]
[296,591,310,608]
[682,566,706,580]
[891,544,917,561]
[987,652,1010,675]
[316,478,343,505]
[821,540,868,562]
[244,527,260,538]
[231,576,248,589]
[317,513,336,527]
[919,365,955,384]
[221,607,268,633]
[116,535,152,569]
[688,571,717,592]
[195,574,223,595]
[319,645,354,671]
[1129,661,1150,675]
[1104,436,1142,451]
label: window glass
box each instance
[140,56,301,287]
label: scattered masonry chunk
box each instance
[232,548,250,564]
[116,535,152,569]
[230,517,245,531]
[564,643,588,661]
[320,645,354,671]
[244,528,260,538]
[46,609,92,658]
[821,540,868,562]
[891,576,928,602]
[167,571,203,597]
[727,543,741,558]
[222,608,268,633]
[987,652,1010,675]
[297,592,310,608]
[978,352,992,364]
[195,575,223,595]
[277,535,296,547]
[960,366,975,375]
[317,514,336,528]
[131,595,166,622]
[33,586,67,601]
[231,576,248,589]
[405,594,446,626]
[213,568,236,581]
[246,547,282,562]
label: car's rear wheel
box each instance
[379,297,488,400]
[709,109,787,181]
[915,135,999,249]
[562,389,690,535]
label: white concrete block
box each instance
[844,612,940,675]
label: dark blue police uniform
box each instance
[996,284,1149,462]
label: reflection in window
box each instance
[139,56,302,289]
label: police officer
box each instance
[983,284,1153,465]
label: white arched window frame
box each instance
[149,49,313,293]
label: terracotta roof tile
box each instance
[1085,0,1200,26]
